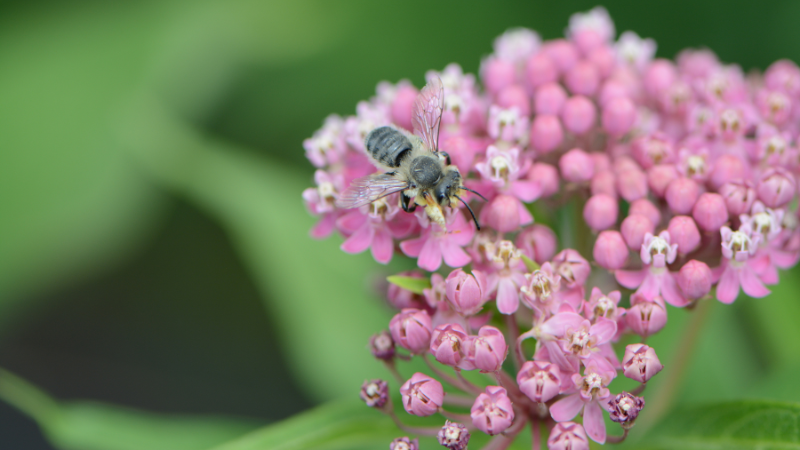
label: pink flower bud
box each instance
[548,422,590,450]
[621,214,654,250]
[390,437,419,450]
[525,53,558,89]
[481,194,527,233]
[719,180,756,216]
[591,171,617,198]
[438,421,470,450]
[602,96,636,136]
[594,231,629,270]
[471,386,515,435]
[757,167,796,208]
[565,60,600,96]
[647,164,679,198]
[630,198,661,228]
[625,294,667,338]
[482,57,515,95]
[496,84,531,116]
[677,260,712,300]
[616,168,649,202]
[584,194,619,231]
[543,39,579,73]
[517,360,561,403]
[530,114,564,154]
[400,372,444,417]
[445,269,488,316]
[516,224,558,263]
[559,148,595,182]
[692,193,729,232]
[390,84,418,131]
[389,309,433,354]
[430,323,471,368]
[472,326,508,373]
[606,392,645,424]
[644,59,677,98]
[667,216,701,254]
[708,154,746,190]
[665,177,700,214]
[534,82,567,115]
[562,95,597,134]
[387,270,426,309]
[529,163,560,197]
[550,253,585,290]
[623,343,664,383]
[765,59,800,96]
[588,45,615,78]
[591,153,611,172]
[360,379,389,408]
[369,330,395,361]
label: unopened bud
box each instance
[360,379,388,409]
[593,231,629,270]
[438,421,470,450]
[548,422,590,450]
[369,330,395,361]
[400,372,444,417]
[472,326,508,373]
[677,260,712,300]
[390,437,419,450]
[517,360,561,403]
[623,343,664,383]
[389,309,433,355]
[606,392,645,426]
[471,386,515,435]
[626,293,667,337]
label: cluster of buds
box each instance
[305,6,800,449]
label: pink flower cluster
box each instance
[305,6,800,449]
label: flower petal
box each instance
[615,269,647,289]
[418,236,443,271]
[740,266,771,298]
[496,278,520,314]
[716,264,740,304]
[550,393,585,422]
[583,401,607,444]
[340,224,373,254]
[370,227,394,264]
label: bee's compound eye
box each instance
[438,193,445,201]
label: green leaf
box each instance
[639,400,800,449]
[387,276,431,295]
[520,254,540,272]
[0,368,260,450]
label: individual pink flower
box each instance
[337,194,416,264]
[593,231,629,270]
[480,194,534,233]
[438,421,470,450]
[520,262,563,316]
[516,224,558,263]
[744,202,799,283]
[525,52,559,89]
[583,287,624,323]
[667,216,701,254]
[629,198,661,228]
[625,293,667,337]
[550,361,615,444]
[400,372,444,417]
[302,170,344,238]
[534,82,568,115]
[360,379,389,408]
[615,31,656,70]
[487,106,529,143]
[445,269,488,316]
[665,177,700,214]
[475,146,541,201]
[647,164,679,198]
[622,343,663,383]
[567,6,616,48]
[692,192,729,232]
[303,115,346,168]
[548,422,590,450]
[606,392,645,425]
[677,260,712,300]
[369,330,395,361]
[390,437,419,450]
[497,85,531,116]
[530,114,564,153]
[562,95,597,134]
[719,180,756,216]
[471,326,508,372]
[616,231,688,307]
[552,248,591,288]
[389,309,433,355]
[584,194,619,231]
[430,323,473,369]
[541,311,617,371]
[559,148,595,183]
[602,96,636,136]
[517,360,561,403]
[757,167,796,209]
[621,214,654,250]
[400,210,475,271]
[485,240,528,315]
[470,386,515,436]
[716,224,770,303]
[708,154,746,190]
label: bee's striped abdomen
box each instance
[365,126,413,168]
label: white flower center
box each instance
[595,296,615,318]
[366,383,379,396]
[318,182,336,206]
[445,427,461,440]
[766,135,786,155]
[729,230,751,253]
[687,155,706,176]
[490,155,511,181]
[529,271,552,299]
[648,236,669,256]
[769,92,789,113]
[720,109,741,132]
[369,197,389,218]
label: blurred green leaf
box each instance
[640,400,800,450]
[386,276,431,295]
[521,254,540,272]
[0,368,260,450]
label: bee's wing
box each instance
[412,75,444,153]
[335,173,409,209]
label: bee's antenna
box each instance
[455,195,481,231]
[463,187,488,202]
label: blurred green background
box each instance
[2,0,800,448]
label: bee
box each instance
[336,76,484,230]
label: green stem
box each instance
[0,368,60,425]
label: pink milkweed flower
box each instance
[390,437,419,450]
[625,293,667,338]
[520,262,563,317]
[389,309,433,355]
[470,386,515,436]
[475,146,541,202]
[485,240,528,315]
[400,210,475,272]
[630,198,661,228]
[516,224,558,264]
[369,330,395,361]
[753,126,793,166]
[647,164,679,199]
[552,248,591,307]
[562,95,597,134]
[471,326,509,373]
[606,392,645,425]
[615,31,656,71]
[494,28,542,65]
[548,422,590,450]
[667,216,701,255]
[677,260,713,300]
[584,194,619,231]
[550,361,615,444]
[602,96,637,137]
[337,194,416,264]
[541,311,617,373]
[716,224,769,303]
[621,214,654,250]
[559,148,595,183]
[530,114,564,154]
[534,82,568,115]
[719,180,757,216]
[302,170,344,239]
[517,360,561,403]
[692,192,729,232]
[529,162,560,197]
[593,231,629,270]
[480,194,534,233]
[622,343,663,383]
[757,167,796,209]
[360,379,389,408]
[567,6,616,48]
[743,202,798,284]
[445,268,488,316]
[584,287,624,323]
[400,372,444,417]
[675,147,710,182]
[616,231,688,307]
[303,115,347,168]
[430,323,473,370]
[438,421,470,450]
[632,133,674,169]
[497,85,531,117]
[665,177,700,214]
[487,106,529,144]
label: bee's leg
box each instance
[439,151,452,166]
[401,192,417,213]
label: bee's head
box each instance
[434,169,462,206]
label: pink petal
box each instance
[716,264,740,304]
[637,272,660,300]
[740,266,771,298]
[310,214,336,239]
[589,318,617,345]
[450,213,476,246]
[400,235,426,257]
[518,200,534,226]
[615,269,647,289]
[771,249,800,269]
[759,263,779,285]
[440,239,472,268]
[541,313,585,337]
[749,253,771,274]
[336,210,367,233]
[583,401,607,444]
[387,216,416,238]
[418,236,443,271]
[496,278,520,314]
[550,393,585,422]
[544,340,578,374]
[660,271,689,307]
[340,224,373,254]
[371,227,394,264]
[511,180,543,202]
